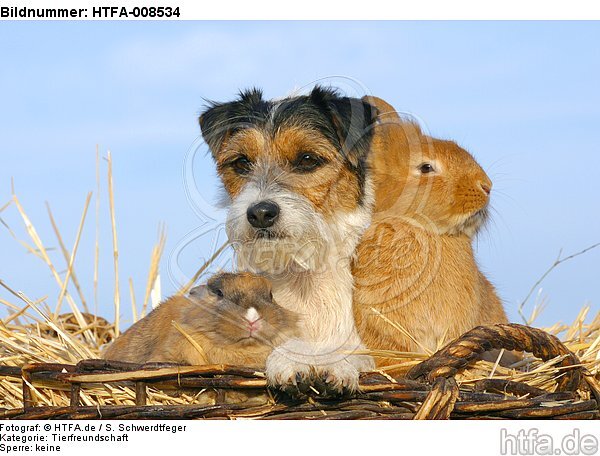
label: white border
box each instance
[1,0,600,20]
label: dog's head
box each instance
[199,86,377,274]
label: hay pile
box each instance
[1,153,599,418]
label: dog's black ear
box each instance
[199,88,265,156]
[310,86,378,168]
[199,101,232,155]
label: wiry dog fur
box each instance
[199,86,377,391]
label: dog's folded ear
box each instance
[309,86,379,168]
[199,88,266,156]
[198,101,231,155]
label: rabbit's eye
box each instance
[418,163,435,174]
[208,286,224,298]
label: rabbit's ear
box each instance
[189,285,209,300]
[362,95,401,123]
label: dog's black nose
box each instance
[247,201,280,228]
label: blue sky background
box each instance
[0,21,598,330]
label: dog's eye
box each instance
[231,156,252,175]
[418,163,435,174]
[292,152,324,173]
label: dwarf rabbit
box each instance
[353,97,508,366]
[103,272,299,369]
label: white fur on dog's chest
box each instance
[271,203,371,332]
[271,266,356,344]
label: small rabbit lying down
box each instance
[103,272,299,369]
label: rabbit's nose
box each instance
[478,180,492,195]
[244,307,262,333]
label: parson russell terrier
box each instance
[198,86,378,393]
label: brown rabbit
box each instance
[103,272,299,368]
[353,97,508,366]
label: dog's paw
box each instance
[312,359,361,394]
[265,348,313,388]
[266,348,361,398]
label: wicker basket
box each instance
[1,324,598,420]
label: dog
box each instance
[199,86,378,393]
